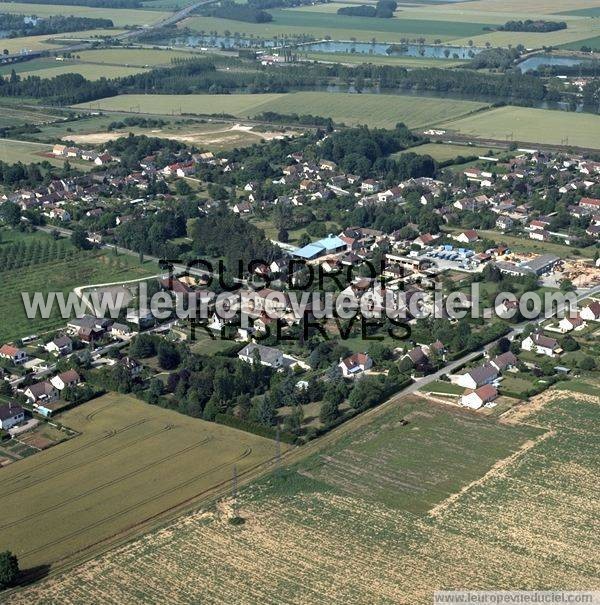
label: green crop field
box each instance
[440,106,600,150]
[76,47,204,67]
[0,139,63,166]
[13,388,599,603]
[181,14,459,44]
[0,393,277,571]
[395,142,498,162]
[0,104,62,128]
[560,35,600,51]
[12,62,148,80]
[268,9,492,37]
[0,232,158,341]
[0,29,125,54]
[0,3,168,27]
[76,92,489,129]
[76,92,284,117]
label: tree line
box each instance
[0,55,550,105]
[0,14,113,38]
[338,0,397,18]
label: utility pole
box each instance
[231,464,239,518]
[274,424,281,471]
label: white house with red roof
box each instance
[0,344,28,365]
[453,230,479,244]
[338,353,373,378]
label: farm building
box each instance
[292,235,347,261]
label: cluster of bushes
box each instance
[107,116,167,131]
[467,47,523,71]
[499,20,566,32]
[338,0,397,18]
[203,1,273,23]
[255,112,334,128]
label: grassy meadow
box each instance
[0,139,60,165]
[75,47,204,67]
[0,393,277,570]
[0,105,63,128]
[440,106,600,149]
[395,142,499,162]
[8,62,149,80]
[75,92,489,129]
[0,3,168,27]
[12,386,599,603]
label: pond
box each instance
[171,35,279,49]
[169,35,483,61]
[299,40,483,60]
[517,54,596,73]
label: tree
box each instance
[70,227,90,250]
[579,356,596,371]
[561,335,579,352]
[0,201,21,227]
[147,378,163,404]
[0,380,13,397]
[560,279,575,292]
[494,337,511,354]
[129,334,156,358]
[319,399,339,426]
[157,341,180,370]
[175,179,192,196]
[283,405,303,433]
[0,550,19,589]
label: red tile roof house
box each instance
[338,353,373,378]
[579,197,600,212]
[461,384,498,410]
[0,344,28,365]
[558,313,586,333]
[580,301,600,322]
[454,230,479,244]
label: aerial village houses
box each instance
[453,364,498,390]
[238,343,284,369]
[521,332,562,357]
[0,344,28,365]
[461,384,499,410]
[0,403,25,430]
[50,369,81,391]
[338,353,373,378]
[24,381,59,405]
